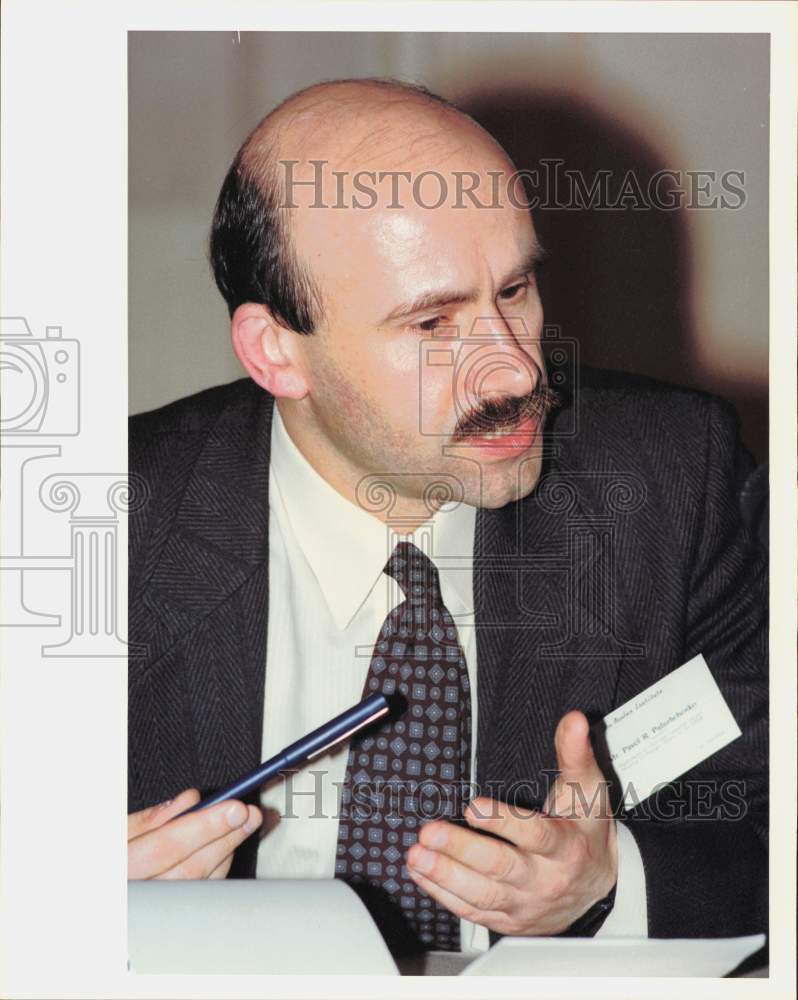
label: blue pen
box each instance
[182,691,391,813]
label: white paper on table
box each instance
[128,878,399,975]
[129,880,764,977]
[461,934,766,977]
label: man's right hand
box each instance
[128,788,263,880]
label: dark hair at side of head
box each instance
[209,149,321,333]
[208,77,462,333]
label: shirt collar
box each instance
[270,405,475,630]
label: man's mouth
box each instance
[459,416,541,457]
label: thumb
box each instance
[548,712,610,819]
[554,711,598,783]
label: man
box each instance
[127,79,767,954]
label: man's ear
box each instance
[231,302,309,399]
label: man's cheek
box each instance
[383,333,422,377]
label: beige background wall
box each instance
[128,32,769,458]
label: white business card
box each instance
[600,654,742,807]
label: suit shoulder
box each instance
[555,366,750,489]
[129,377,263,465]
[576,365,729,410]
[130,378,258,441]
[568,365,742,442]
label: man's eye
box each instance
[411,316,444,332]
[498,281,529,301]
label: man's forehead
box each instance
[290,190,536,326]
[280,108,525,255]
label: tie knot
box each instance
[384,541,441,606]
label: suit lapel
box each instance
[136,386,275,788]
[474,452,573,800]
[474,444,647,804]
[473,498,517,783]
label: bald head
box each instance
[242,78,466,177]
[209,78,517,331]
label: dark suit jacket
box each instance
[128,367,768,938]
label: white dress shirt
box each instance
[256,405,647,947]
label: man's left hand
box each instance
[406,710,618,936]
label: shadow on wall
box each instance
[462,89,768,463]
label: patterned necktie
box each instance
[335,541,472,954]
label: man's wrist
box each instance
[558,881,618,937]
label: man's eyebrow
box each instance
[501,242,548,286]
[379,241,548,325]
[380,287,478,325]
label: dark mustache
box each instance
[454,385,561,440]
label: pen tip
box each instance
[384,691,408,721]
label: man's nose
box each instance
[462,316,541,399]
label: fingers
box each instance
[406,867,506,931]
[408,811,618,939]
[464,798,560,857]
[417,819,526,886]
[128,799,262,879]
[127,788,200,840]
[208,854,235,880]
[407,841,512,915]
[156,806,262,880]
